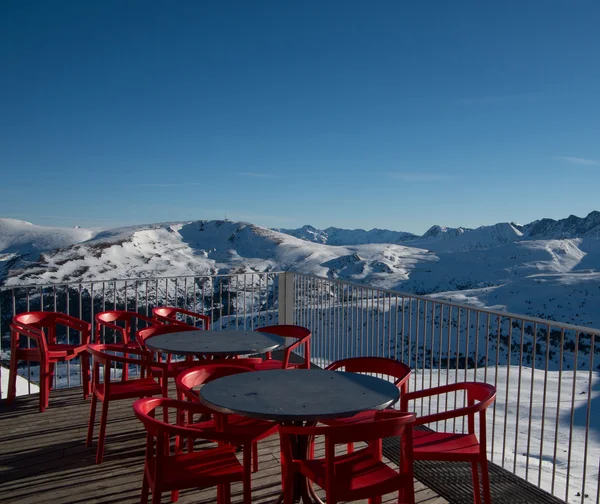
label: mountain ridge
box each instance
[1,211,599,328]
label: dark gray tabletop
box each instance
[199,369,400,422]
[144,329,284,356]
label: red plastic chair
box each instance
[401,382,496,504]
[137,323,197,384]
[7,312,91,413]
[86,344,164,464]
[133,397,245,504]
[322,357,411,452]
[279,410,416,504]
[94,310,161,379]
[152,307,211,329]
[176,364,278,491]
[252,325,311,370]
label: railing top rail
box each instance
[294,272,600,336]
[0,271,284,292]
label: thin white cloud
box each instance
[238,172,283,179]
[552,156,599,166]
[140,182,205,187]
[454,92,544,105]
[387,172,450,182]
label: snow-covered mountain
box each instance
[1,211,600,328]
[275,225,419,245]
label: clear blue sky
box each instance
[1,1,599,234]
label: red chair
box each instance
[401,382,496,504]
[279,410,416,504]
[137,323,197,384]
[7,312,91,413]
[176,364,278,493]
[252,325,311,370]
[94,310,161,379]
[86,344,163,464]
[133,397,245,504]
[322,357,411,452]
[152,307,211,329]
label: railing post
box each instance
[278,272,295,325]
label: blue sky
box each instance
[1,1,599,234]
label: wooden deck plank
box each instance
[0,387,447,504]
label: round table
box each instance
[144,329,284,358]
[199,369,400,503]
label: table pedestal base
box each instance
[275,421,325,504]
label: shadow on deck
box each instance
[0,387,446,504]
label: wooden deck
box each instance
[0,387,447,504]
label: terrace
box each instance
[1,272,598,503]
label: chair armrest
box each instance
[55,316,91,344]
[281,335,309,367]
[134,313,162,326]
[10,323,48,352]
[402,383,495,426]
[95,320,128,343]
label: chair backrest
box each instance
[12,312,90,347]
[152,307,211,329]
[255,324,310,341]
[176,363,255,402]
[133,397,237,482]
[87,343,152,388]
[325,410,416,446]
[326,357,411,393]
[137,322,196,347]
[94,310,157,344]
[279,410,416,500]
[13,311,58,328]
[254,325,311,368]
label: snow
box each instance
[0,365,39,398]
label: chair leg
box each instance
[82,355,90,399]
[347,442,354,453]
[220,483,231,504]
[480,457,492,504]
[368,497,382,504]
[96,400,109,464]
[48,363,55,391]
[86,394,98,446]
[40,365,51,413]
[170,489,179,502]
[6,353,18,403]
[123,355,129,381]
[252,441,259,473]
[471,461,482,504]
[141,472,150,504]
[243,443,252,504]
[151,489,162,504]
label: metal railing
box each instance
[1,271,598,503]
[290,272,599,504]
[0,272,281,395]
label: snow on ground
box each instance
[0,365,39,399]
[311,360,600,504]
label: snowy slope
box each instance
[276,225,418,245]
[1,212,600,328]
[1,220,433,291]
[0,218,96,283]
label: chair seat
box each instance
[252,359,303,371]
[96,377,162,400]
[299,448,409,500]
[412,430,480,460]
[190,414,278,443]
[147,446,243,491]
[17,343,87,361]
